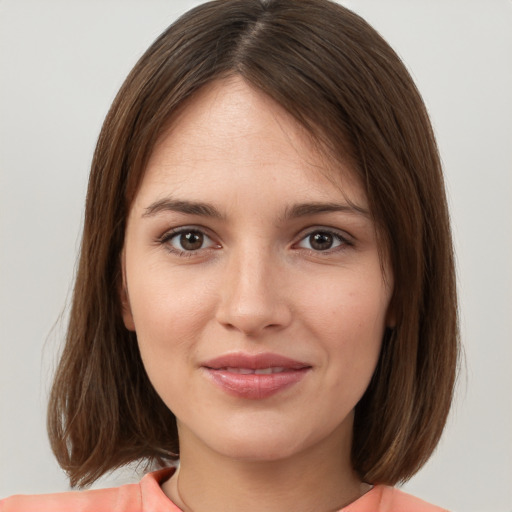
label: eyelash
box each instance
[158,226,219,257]
[157,226,353,257]
[293,228,353,254]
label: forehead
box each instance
[135,76,366,211]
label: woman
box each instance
[1,0,458,510]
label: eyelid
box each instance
[292,226,354,251]
[156,225,354,256]
[158,225,221,255]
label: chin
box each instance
[201,422,327,463]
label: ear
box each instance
[120,250,136,332]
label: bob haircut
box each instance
[48,0,458,488]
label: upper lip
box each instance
[202,352,311,370]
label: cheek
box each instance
[126,263,217,368]
[299,270,390,337]
[127,275,217,414]
[297,270,389,382]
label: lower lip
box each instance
[204,368,310,400]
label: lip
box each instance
[201,352,312,400]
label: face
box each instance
[122,77,393,463]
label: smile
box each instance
[201,353,311,400]
[222,367,288,374]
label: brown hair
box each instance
[48,0,458,488]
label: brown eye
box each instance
[309,232,334,250]
[296,230,345,252]
[180,231,204,250]
[168,229,214,252]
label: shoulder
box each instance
[0,467,178,512]
[343,485,449,512]
[0,484,141,512]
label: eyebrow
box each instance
[142,198,225,219]
[142,197,370,220]
[282,201,370,220]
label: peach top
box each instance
[0,467,448,511]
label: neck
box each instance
[162,425,369,512]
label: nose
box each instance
[215,246,292,337]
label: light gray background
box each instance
[1,1,511,511]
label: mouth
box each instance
[201,352,312,400]
[217,366,291,374]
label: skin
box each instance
[122,76,394,512]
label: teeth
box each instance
[254,368,272,375]
[223,367,286,374]
[229,367,253,374]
